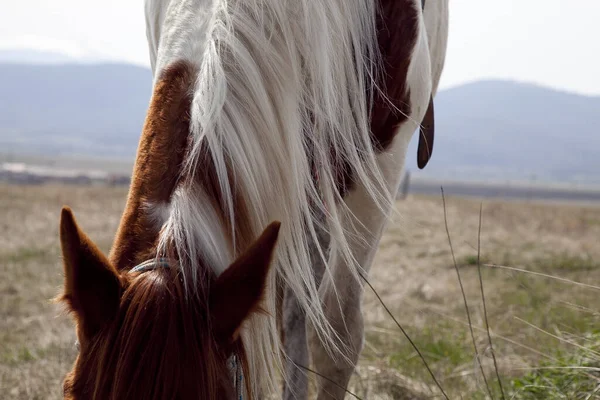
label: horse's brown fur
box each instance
[370,0,419,151]
[61,267,236,400]
[58,207,125,340]
[110,60,196,271]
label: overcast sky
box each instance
[2,0,599,95]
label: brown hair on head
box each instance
[58,206,281,400]
[63,269,237,400]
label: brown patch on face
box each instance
[110,60,197,270]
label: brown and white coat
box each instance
[58,0,448,399]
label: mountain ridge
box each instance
[1,61,598,184]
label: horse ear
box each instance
[58,207,123,339]
[210,222,281,342]
[417,95,435,169]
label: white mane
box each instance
[146,0,395,395]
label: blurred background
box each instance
[1,0,599,194]
[2,1,600,399]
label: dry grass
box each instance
[1,184,600,399]
[0,184,126,399]
[353,195,600,399]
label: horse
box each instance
[57,0,448,399]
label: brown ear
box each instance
[210,222,281,341]
[59,207,123,338]
[417,95,435,169]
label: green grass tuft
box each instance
[510,333,600,399]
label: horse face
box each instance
[58,207,280,400]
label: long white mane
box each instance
[146,0,394,395]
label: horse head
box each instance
[57,207,280,399]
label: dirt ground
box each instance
[1,184,599,399]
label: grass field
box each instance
[1,183,600,399]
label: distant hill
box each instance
[0,61,599,184]
[407,80,600,184]
[0,63,152,157]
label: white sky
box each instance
[2,0,600,95]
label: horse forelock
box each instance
[64,269,249,400]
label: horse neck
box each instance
[109,61,198,271]
[109,185,162,270]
